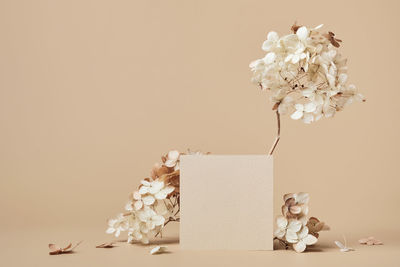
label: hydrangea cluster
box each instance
[250,23,365,123]
[274,192,329,253]
[106,150,205,244]
[106,150,182,244]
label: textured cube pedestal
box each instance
[180,155,273,250]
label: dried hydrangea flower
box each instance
[274,192,328,253]
[274,216,302,240]
[106,213,130,237]
[163,150,180,170]
[282,192,309,223]
[250,23,365,124]
[107,149,205,244]
[286,226,318,253]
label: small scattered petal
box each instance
[150,246,168,255]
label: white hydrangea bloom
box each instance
[286,226,318,253]
[164,150,180,170]
[274,216,303,240]
[106,213,130,237]
[107,150,181,244]
[107,149,208,244]
[250,24,365,123]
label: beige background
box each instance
[0,0,399,266]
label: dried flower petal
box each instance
[96,242,115,248]
[359,237,383,245]
[48,241,82,255]
[150,246,168,255]
[289,205,302,214]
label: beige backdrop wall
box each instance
[0,0,399,248]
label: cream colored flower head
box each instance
[281,192,309,223]
[106,213,130,237]
[107,150,185,245]
[250,23,365,123]
[286,225,318,253]
[164,150,180,170]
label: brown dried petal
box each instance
[49,241,82,255]
[314,222,325,232]
[369,237,383,245]
[156,166,170,177]
[283,193,295,202]
[321,224,330,231]
[159,170,180,183]
[62,243,72,251]
[48,244,62,255]
[66,241,82,252]
[310,232,319,238]
[331,39,340,48]
[96,242,115,248]
[308,217,320,223]
[285,197,296,207]
[150,163,161,179]
[281,205,289,217]
[49,249,63,255]
[289,205,302,214]
[49,244,61,251]
[291,22,301,33]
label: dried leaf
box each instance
[96,242,115,248]
[48,241,82,255]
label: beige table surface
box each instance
[2,223,399,267]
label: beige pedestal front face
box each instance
[180,155,273,250]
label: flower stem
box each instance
[269,110,280,155]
